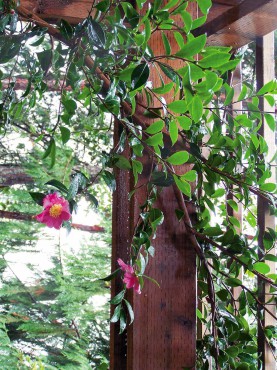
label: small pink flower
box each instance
[118,258,141,294]
[35,193,71,229]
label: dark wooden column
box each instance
[111,3,197,369]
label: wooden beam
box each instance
[19,0,277,48]
[256,32,276,370]
[196,0,277,48]
[110,3,197,369]
[21,0,94,24]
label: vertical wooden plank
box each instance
[230,63,243,307]
[111,3,198,369]
[110,121,131,370]
[256,32,276,370]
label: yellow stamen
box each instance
[49,204,63,218]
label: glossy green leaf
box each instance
[168,100,187,113]
[173,175,191,197]
[176,116,192,130]
[175,34,206,59]
[110,290,125,305]
[264,113,275,131]
[145,120,164,134]
[45,180,68,194]
[145,132,163,147]
[191,95,203,122]
[60,126,70,144]
[169,120,178,145]
[182,170,197,182]
[161,32,171,55]
[131,63,150,90]
[253,262,270,275]
[167,151,189,165]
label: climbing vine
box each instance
[0,0,276,368]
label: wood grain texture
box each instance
[256,32,276,370]
[200,0,277,48]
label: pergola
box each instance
[16,1,277,369]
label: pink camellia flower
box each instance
[35,193,71,229]
[118,258,141,294]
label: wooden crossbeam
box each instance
[196,0,277,48]
[19,0,277,48]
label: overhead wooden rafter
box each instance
[196,0,277,48]
[20,0,277,48]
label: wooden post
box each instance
[111,3,197,369]
[256,32,276,370]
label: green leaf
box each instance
[238,84,248,101]
[225,346,239,358]
[162,32,171,55]
[168,100,187,113]
[175,34,206,59]
[264,94,275,107]
[264,113,275,131]
[119,309,127,333]
[124,299,134,324]
[264,254,277,262]
[250,133,259,149]
[260,182,276,192]
[176,116,192,130]
[42,138,56,168]
[152,82,174,94]
[253,262,270,274]
[88,18,106,48]
[198,53,230,68]
[227,199,238,212]
[145,120,164,134]
[63,99,77,114]
[182,170,197,182]
[205,226,223,237]
[167,151,189,165]
[225,278,242,287]
[100,268,120,281]
[59,19,73,39]
[45,180,69,194]
[150,172,174,187]
[121,2,139,28]
[191,95,203,122]
[257,80,277,95]
[181,11,192,33]
[60,126,70,144]
[37,49,52,74]
[131,63,150,90]
[110,290,125,305]
[110,305,121,323]
[29,192,45,206]
[114,154,131,170]
[145,132,163,147]
[173,175,191,197]
[169,120,178,145]
[224,84,234,106]
[95,0,109,12]
[102,170,116,191]
[211,188,225,198]
[196,0,212,14]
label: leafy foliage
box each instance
[0,0,276,368]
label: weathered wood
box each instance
[197,0,277,48]
[256,32,276,370]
